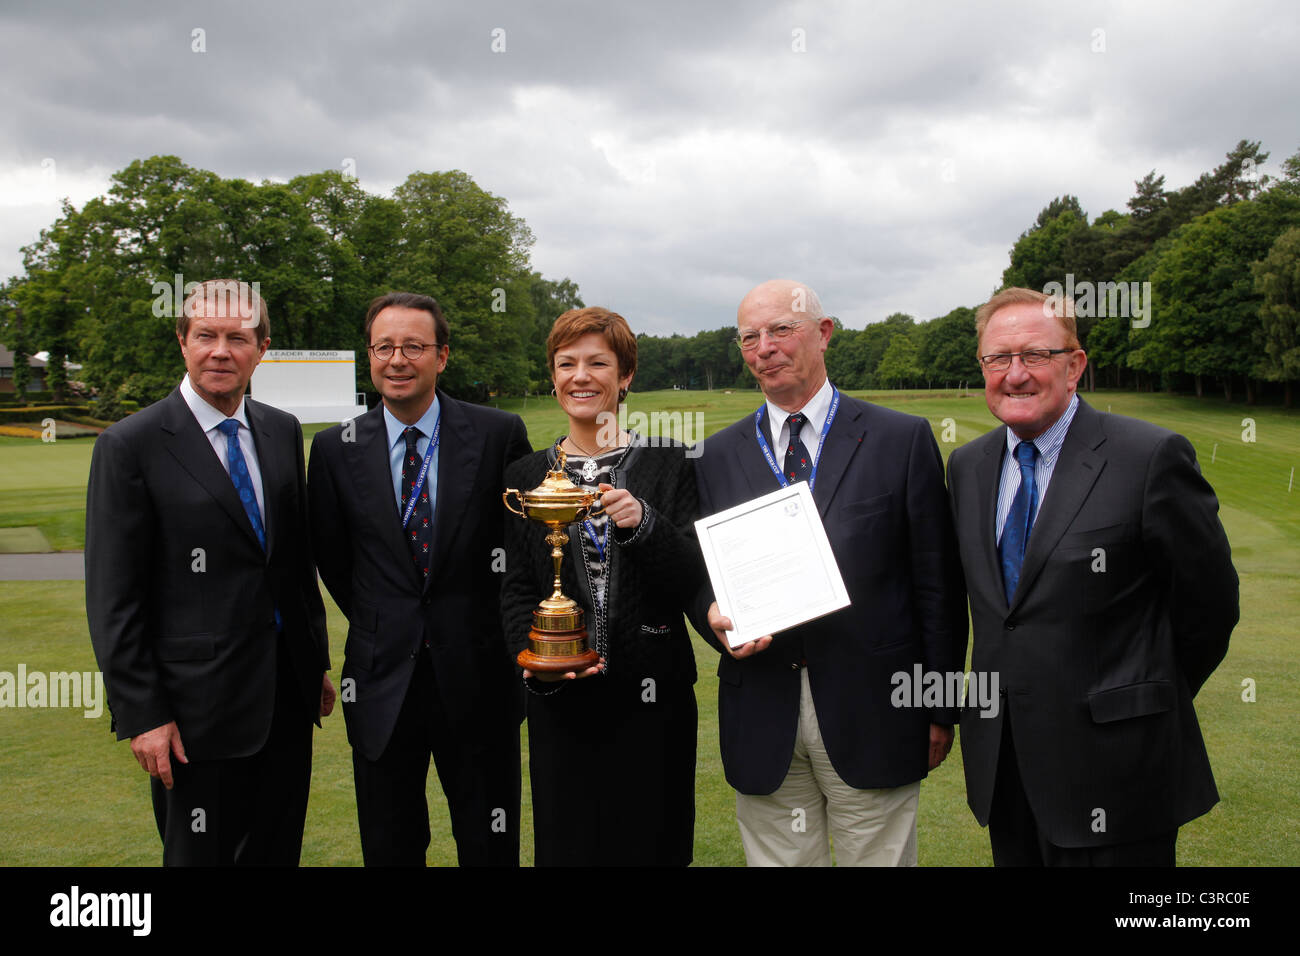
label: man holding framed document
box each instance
[692,279,967,866]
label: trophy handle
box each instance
[585,492,606,518]
[503,489,526,517]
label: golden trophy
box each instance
[503,448,603,673]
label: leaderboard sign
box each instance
[250,350,368,423]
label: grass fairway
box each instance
[0,388,1295,865]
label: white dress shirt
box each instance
[765,376,835,465]
[180,374,266,518]
[995,393,1079,543]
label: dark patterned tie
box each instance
[999,441,1039,605]
[784,412,812,484]
[401,426,433,577]
[217,419,266,551]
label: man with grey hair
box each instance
[948,286,1236,865]
[692,279,966,866]
[86,278,334,865]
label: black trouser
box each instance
[351,648,520,866]
[151,636,313,866]
[989,717,1176,867]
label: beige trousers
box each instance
[736,669,920,866]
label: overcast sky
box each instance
[1,0,1296,335]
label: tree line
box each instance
[0,157,583,410]
[3,141,1299,411]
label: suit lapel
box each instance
[810,396,867,518]
[738,406,785,500]
[344,406,422,588]
[159,389,264,553]
[425,392,480,592]
[1010,399,1106,612]
[973,429,1005,601]
[244,398,280,554]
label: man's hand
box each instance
[707,602,773,659]
[524,658,607,683]
[320,673,336,717]
[928,723,954,770]
[597,484,642,529]
[130,721,188,790]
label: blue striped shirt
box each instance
[995,394,1080,544]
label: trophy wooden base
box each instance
[517,622,600,673]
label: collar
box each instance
[180,374,249,432]
[383,394,441,450]
[765,376,834,438]
[1004,392,1079,460]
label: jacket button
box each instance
[1004,621,1017,631]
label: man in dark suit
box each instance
[308,291,531,866]
[947,287,1238,866]
[693,279,967,866]
[86,279,334,866]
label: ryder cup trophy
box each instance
[502,448,603,672]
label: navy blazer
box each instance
[308,390,532,761]
[692,391,967,795]
[947,398,1238,847]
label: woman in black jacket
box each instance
[501,306,703,866]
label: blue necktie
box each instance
[999,441,1039,605]
[217,418,279,632]
[217,418,266,551]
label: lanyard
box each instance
[580,462,616,564]
[400,414,441,530]
[582,519,608,563]
[753,387,840,493]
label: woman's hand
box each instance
[597,483,643,529]
[524,658,607,682]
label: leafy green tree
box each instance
[1131,189,1300,400]
[876,332,923,389]
[1253,225,1300,406]
[918,306,979,386]
[388,170,536,399]
[522,273,585,388]
[0,284,33,401]
[1001,201,1089,291]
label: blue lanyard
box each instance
[400,414,441,530]
[753,387,840,493]
[580,463,616,563]
[582,519,608,563]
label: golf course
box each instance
[0,387,1294,866]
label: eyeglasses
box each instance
[369,342,439,361]
[736,319,806,351]
[978,349,1075,371]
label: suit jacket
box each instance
[692,391,967,795]
[947,398,1238,847]
[308,389,532,761]
[85,388,330,760]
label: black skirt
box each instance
[527,670,696,867]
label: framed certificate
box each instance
[694,481,849,648]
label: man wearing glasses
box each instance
[308,291,531,865]
[947,287,1238,865]
[693,278,967,866]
